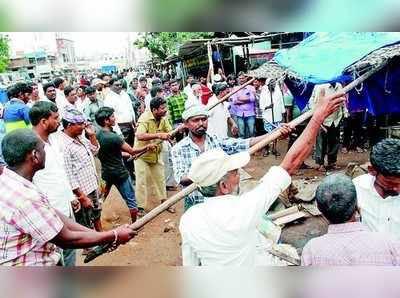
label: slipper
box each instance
[167,206,176,214]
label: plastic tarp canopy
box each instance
[276,33,400,115]
[274,32,400,84]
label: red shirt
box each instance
[200,84,212,105]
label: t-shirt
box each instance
[283,94,301,119]
[96,129,129,183]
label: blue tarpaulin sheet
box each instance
[275,33,400,115]
[274,32,400,84]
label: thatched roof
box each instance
[248,43,400,81]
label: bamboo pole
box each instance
[84,63,386,263]
[133,77,256,160]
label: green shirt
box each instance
[283,94,301,119]
[96,128,129,183]
[167,92,187,124]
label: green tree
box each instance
[0,35,10,73]
[135,32,214,60]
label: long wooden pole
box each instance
[84,63,385,263]
[133,77,256,160]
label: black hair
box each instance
[95,106,115,127]
[43,83,56,93]
[370,138,400,176]
[1,128,41,167]
[139,76,147,82]
[150,96,166,111]
[108,77,120,86]
[64,86,75,97]
[53,77,65,88]
[170,79,178,85]
[29,101,58,126]
[9,82,33,98]
[6,85,17,98]
[84,86,96,95]
[150,86,163,98]
[315,174,357,224]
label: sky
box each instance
[6,32,139,57]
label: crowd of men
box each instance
[0,67,399,266]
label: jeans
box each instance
[107,176,137,209]
[234,115,255,138]
[62,248,76,267]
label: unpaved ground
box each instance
[79,140,369,266]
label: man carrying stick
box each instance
[171,104,277,212]
[179,90,346,266]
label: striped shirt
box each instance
[61,132,99,195]
[0,168,63,266]
[171,133,250,211]
[301,222,400,266]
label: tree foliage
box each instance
[134,32,214,60]
[0,35,10,73]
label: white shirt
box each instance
[55,89,68,114]
[183,85,193,98]
[185,93,201,110]
[309,83,348,127]
[104,90,136,123]
[354,174,400,239]
[259,82,285,124]
[179,166,291,266]
[206,95,230,139]
[144,93,152,110]
[33,132,75,217]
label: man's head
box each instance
[85,86,97,102]
[315,174,358,224]
[150,86,164,98]
[150,97,167,120]
[77,86,86,98]
[253,78,265,89]
[152,78,162,88]
[186,74,194,85]
[53,77,65,90]
[227,74,236,87]
[130,77,139,90]
[189,148,250,197]
[1,128,46,172]
[139,76,147,88]
[200,74,207,85]
[29,101,60,134]
[62,108,87,137]
[91,78,106,91]
[64,86,78,104]
[95,106,115,128]
[182,105,209,137]
[170,79,180,93]
[9,82,32,103]
[368,138,400,197]
[43,83,57,102]
[191,82,202,98]
[30,83,39,99]
[109,78,123,94]
[237,71,247,85]
[213,83,229,98]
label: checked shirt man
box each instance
[171,105,280,211]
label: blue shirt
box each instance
[3,98,31,130]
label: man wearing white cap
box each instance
[179,90,347,266]
[172,104,286,212]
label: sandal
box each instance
[167,206,176,214]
